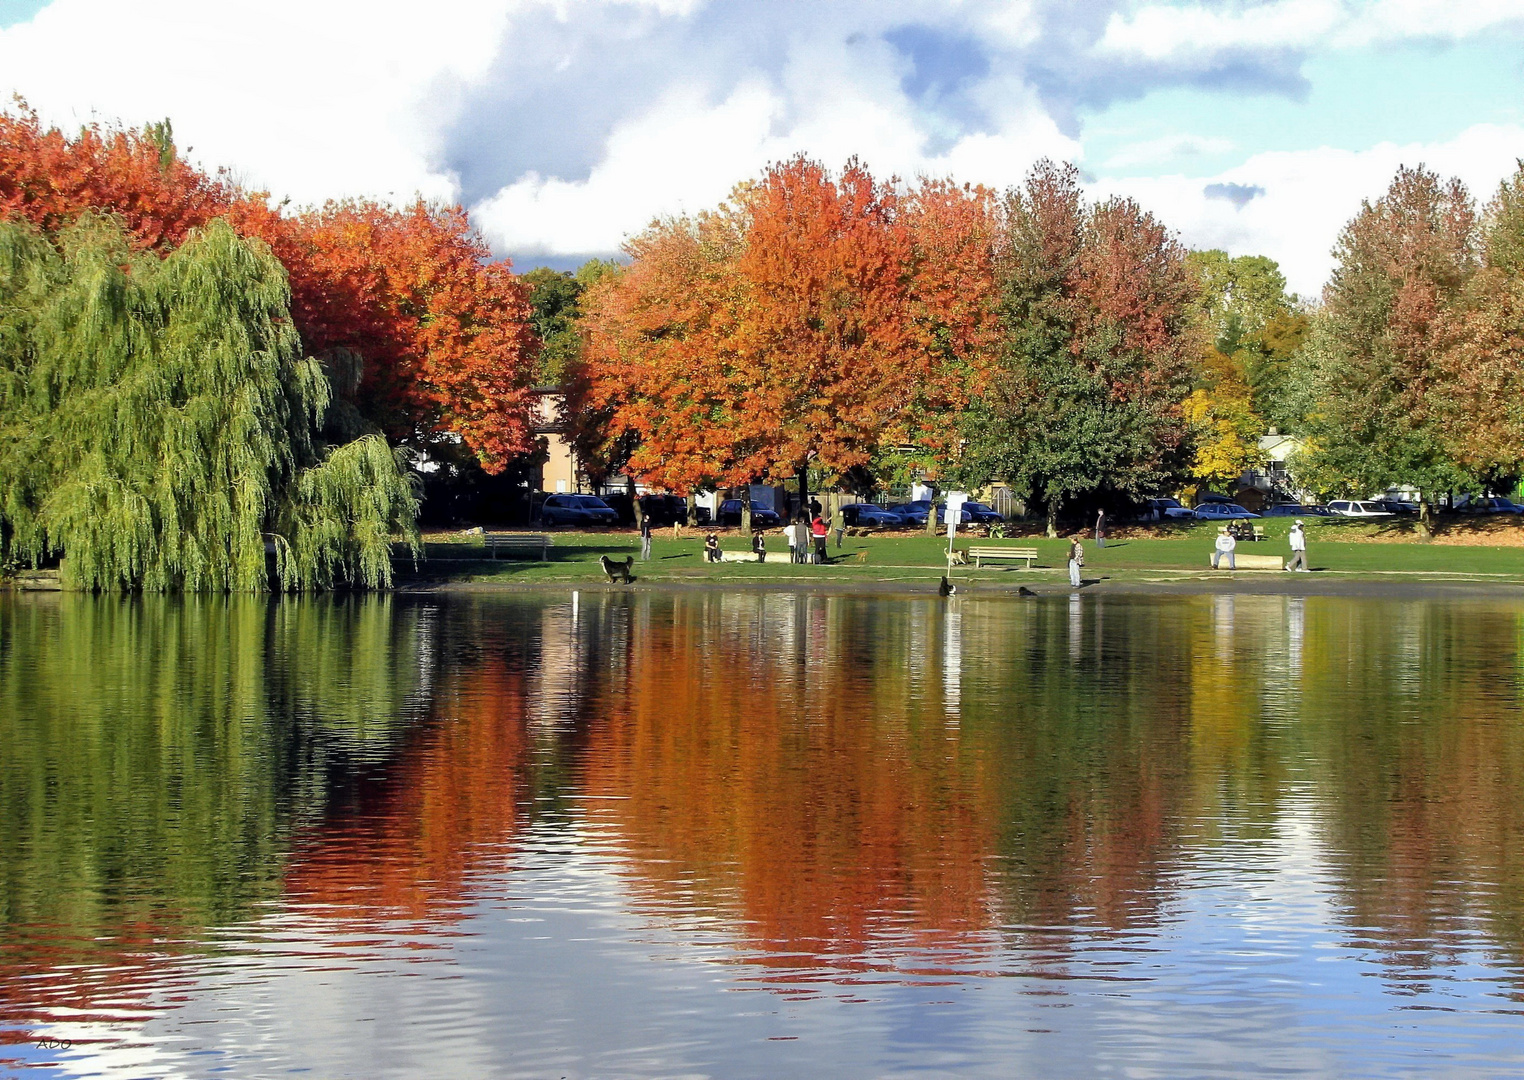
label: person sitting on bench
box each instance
[1212,526,1237,569]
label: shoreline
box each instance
[399,572,1524,601]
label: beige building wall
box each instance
[531,389,580,493]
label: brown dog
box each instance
[600,555,634,584]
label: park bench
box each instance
[483,533,551,560]
[965,546,1040,569]
[1208,553,1283,570]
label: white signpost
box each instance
[944,492,969,555]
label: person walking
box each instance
[832,504,846,549]
[639,512,653,561]
[1067,537,1083,588]
[1095,509,1106,549]
[1212,526,1237,570]
[1287,519,1308,572]
[811,514,829,564]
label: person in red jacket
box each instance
[811,514,829,564]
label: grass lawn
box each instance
[398,518,1524,588]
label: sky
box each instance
[2,0,1523,298]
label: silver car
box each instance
[1327,500,1393,518]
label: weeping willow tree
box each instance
[0,213,419,591]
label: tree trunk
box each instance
[685,492,697,530]
[740,484,752,537]
[797,464,809,523]
[924,484,938,536]
[1418,494,1434,540]
[627,473,642,530]
[1046,501,1059,539]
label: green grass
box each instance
[396,520,1524,587]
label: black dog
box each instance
[601,555,634,584]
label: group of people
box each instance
[1212,519,1309,571]
[784,514,832,563]
[697,504,845,564]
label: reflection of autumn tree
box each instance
[1294,601,1524,984]
[574,593,1001,966]
[282,661,532,922]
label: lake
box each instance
[2,589,1522,1078]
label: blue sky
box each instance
[3,0,1524,296]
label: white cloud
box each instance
[1097,0,1524,60]
[0,0,514,205]
[1096,123,1524,299]
[1103,134,1235,170]
[2,0,1521,298]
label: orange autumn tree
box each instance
[581,157,936,511]
[0,106,538,472]
[572,208,745,496]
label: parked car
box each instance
[716,500,782,527]
[1143,497,1194,519]
[961,502,1006,524]
[1192,503,1260,521]
[888,501,932,527]
[639,493,689,526]
[1327,500,1393,518]
[1372,499,1419,515]
[1455,496,1524,514]
[540,494,619,528]
[1261,503,1308,517]
[841,503,901,527]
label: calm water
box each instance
[2,589,1523,1079]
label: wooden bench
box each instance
[1208,553,1283,570]
[965,546,1040,569]
[483,533,551,560]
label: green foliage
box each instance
[954,163,1193,520]
[0,214,418,591]
[1188,248,1308,431]
[0,594,428,943]
[523,259,622,385]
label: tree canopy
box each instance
[0,104,538,473]
[0,214,418,591]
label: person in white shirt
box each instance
[1212,527,1237,569]
[1287,520,1308,572]
[784,520,799,563]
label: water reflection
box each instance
[2,590,1524,1076]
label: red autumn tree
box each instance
[953,161,1198,532]
[268,201,539,471]
[0,105,537,472]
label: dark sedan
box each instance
[888,501,932,526]
[1261,503,1329,517]
[717,500,782,527]
[962,501,1006,524]
[540,494,619,528]
[841,503,901,527]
